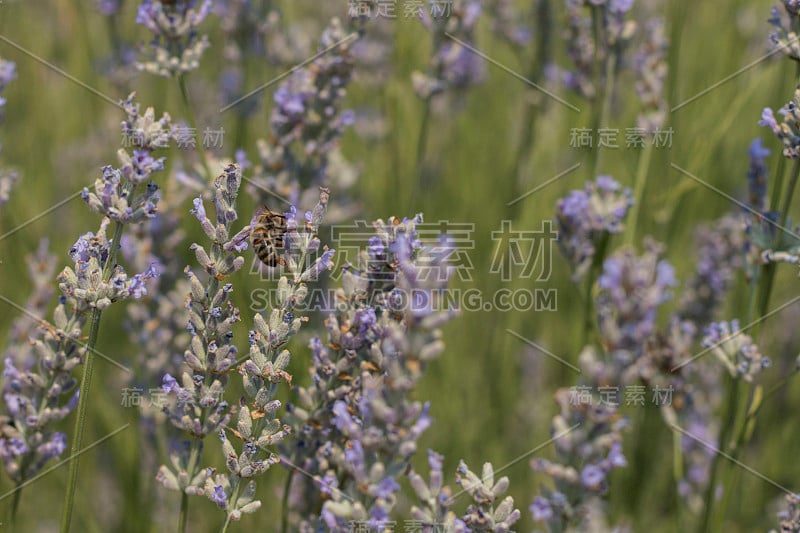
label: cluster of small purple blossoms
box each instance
[82,94,172,223]
[407,451,522,532]
[736,139,794,275]
[247,18,358,208]
[596,240,677,359]
[634,17,668,132]
[0,57,18,207]
[552,0,636,99]
[96,0,123,16]
[702,320,771,383]
[747,138,771,212]
[771,493,800,532]
[408,450,465,530]
[760,86,800,159]
[156,165,249,505]
[135,0,213,76]
[455,461,522,531]
[530,387,629,531]
[281,214,457,529]
[271,18,355,168]
[485,0,531,48]
[677,215,746,325]
[0,57,15,115]
[412,0,486,100]
[769,1,800,61]
[555,175,633,281]
[59,219,160,308]
[207,188,335,525]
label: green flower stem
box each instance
[625,141,655,246]
[592,52,617,178]
[60,218,126,533]
[219,479,241,533]
[709,159,800,529]
[672,428,685,531]
[699,155,800,531]
[709,380,747,531]
[9,482,21,528]
[178,488,190,533]
[409,98,432,211]
[581,232,610,348]
[757,158,800,323]
[280,470,294,533]
[697,373,739,533]
[178,443,202,533]
[509,0,553,201]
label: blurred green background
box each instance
[0,0,799,531]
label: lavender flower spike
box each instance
[702,320,771,383]
[284,214,458,529]
[555,175,633,281]
[412,0,486,100]
[760,86,800,159]
[0,56,18,207]
[136,0,213,76]
[769,2,800,61]
[156,166,247,508]
[531,387,629,531]
[456,460,522,531]
[596,240,676,359]
[204,188,334,525]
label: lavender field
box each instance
[0,0,798,531]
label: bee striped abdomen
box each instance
[251,207,288,267]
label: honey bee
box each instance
[251,206,289,267]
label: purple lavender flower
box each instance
[771,493,800,532]
[769,2,800,60]
[555,0,636,100]
[96,0,122,16]
[284,214,458,528]
[760,87,800,159]
[135,0,212,76]
[456,460,521,531]
[0,57,16,113]
[211,485,227,508]
[747,138,771,210]
[702,320,770,382]
[678,215,745,325]
[157,167,248,502]
[83,95,173,223]
[486,0,531,47]
[413,0,485,100]
[531,386,629,531]
[0,57,18,207]
[530,496,554,522]
[269,18,356,163]
[580,464,606,489]
[597,241,676,357]
[556,175,633,280]
[245,18,359,211]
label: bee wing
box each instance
[253,205,270,218]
